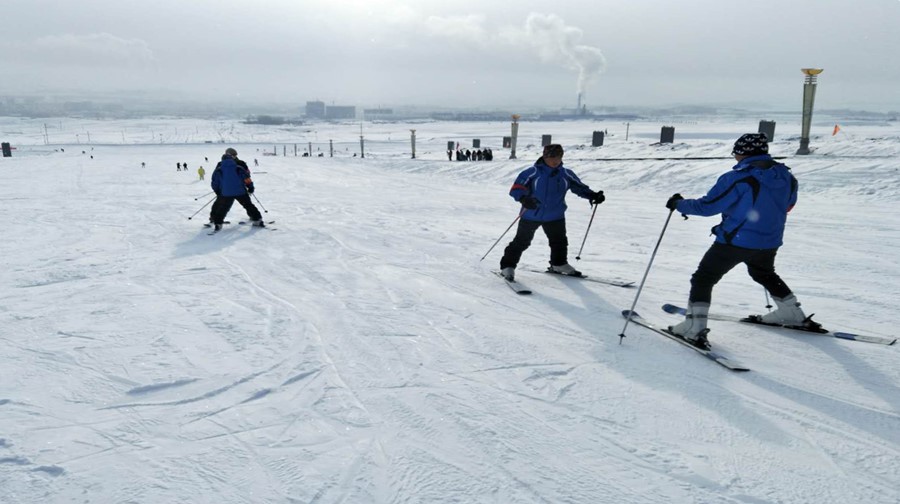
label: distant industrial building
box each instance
[363,108,393,120]
[325,105,356,120]
[305,100,325,118]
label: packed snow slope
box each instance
[2,117,899,503]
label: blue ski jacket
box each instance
[675,154,798,249]
[211,155,252,197]
[509,158,594,222]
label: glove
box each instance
[246,183,255,194]
[589,190,605,205]
[519,195,539,209]
[666,193,684,210]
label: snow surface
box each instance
[2,116,899,503]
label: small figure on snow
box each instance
[209,148,264,231]
[665,133,815,350]
[498,144,605,282]
[177,162,182,171]
[198,165,205,180]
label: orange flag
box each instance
[832,124,841,136]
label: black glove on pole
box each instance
[519,195,539,210]
[666,193,689,220]
[665,193,683,210]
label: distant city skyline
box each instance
[2,0,899,112]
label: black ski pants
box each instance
[500,218,569,269]
[210,194,262,225]
[688,242,793,304]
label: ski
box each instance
[523,268,635,288]
[239,220,277,230]
[494,271,532,295]
[622,310,750,371]
[202,221,231,228]
[662,304,896,345]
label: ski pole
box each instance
[763,288,773,311]
[480,210,523,261]
[194,190,214,201]
[575,203,599,261]
[619,209,676,344]
[187,196,216,220]
[250,191,268,213]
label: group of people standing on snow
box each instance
[499,134,812,350]
[449,148,493,161]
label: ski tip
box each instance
[621,310,640,319]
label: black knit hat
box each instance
[543,144,564,158]
[225,147,238,157]
[732,133,769,156]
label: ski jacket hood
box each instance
[675,154,798,249]
[508,159,594,222]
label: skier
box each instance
[209,148,264,231]
[666,133,814,350]
[177,162,181,171]
[198,166,205,180]
[499,144,605,281]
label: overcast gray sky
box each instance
[2,0,899,111]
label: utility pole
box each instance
[359,123,365,159]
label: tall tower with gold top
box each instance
[797,68,823,155]
[509,114,520,160]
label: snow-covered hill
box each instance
[2,117,899,503]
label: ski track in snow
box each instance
[1,116,899,503]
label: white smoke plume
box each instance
[424,13,606,98]
[521,13,606,96]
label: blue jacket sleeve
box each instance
[211,164,222,193]
[509,167,535,202]
[676,172,744,217]
[787,175,798,212]
[563,169,593,199]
